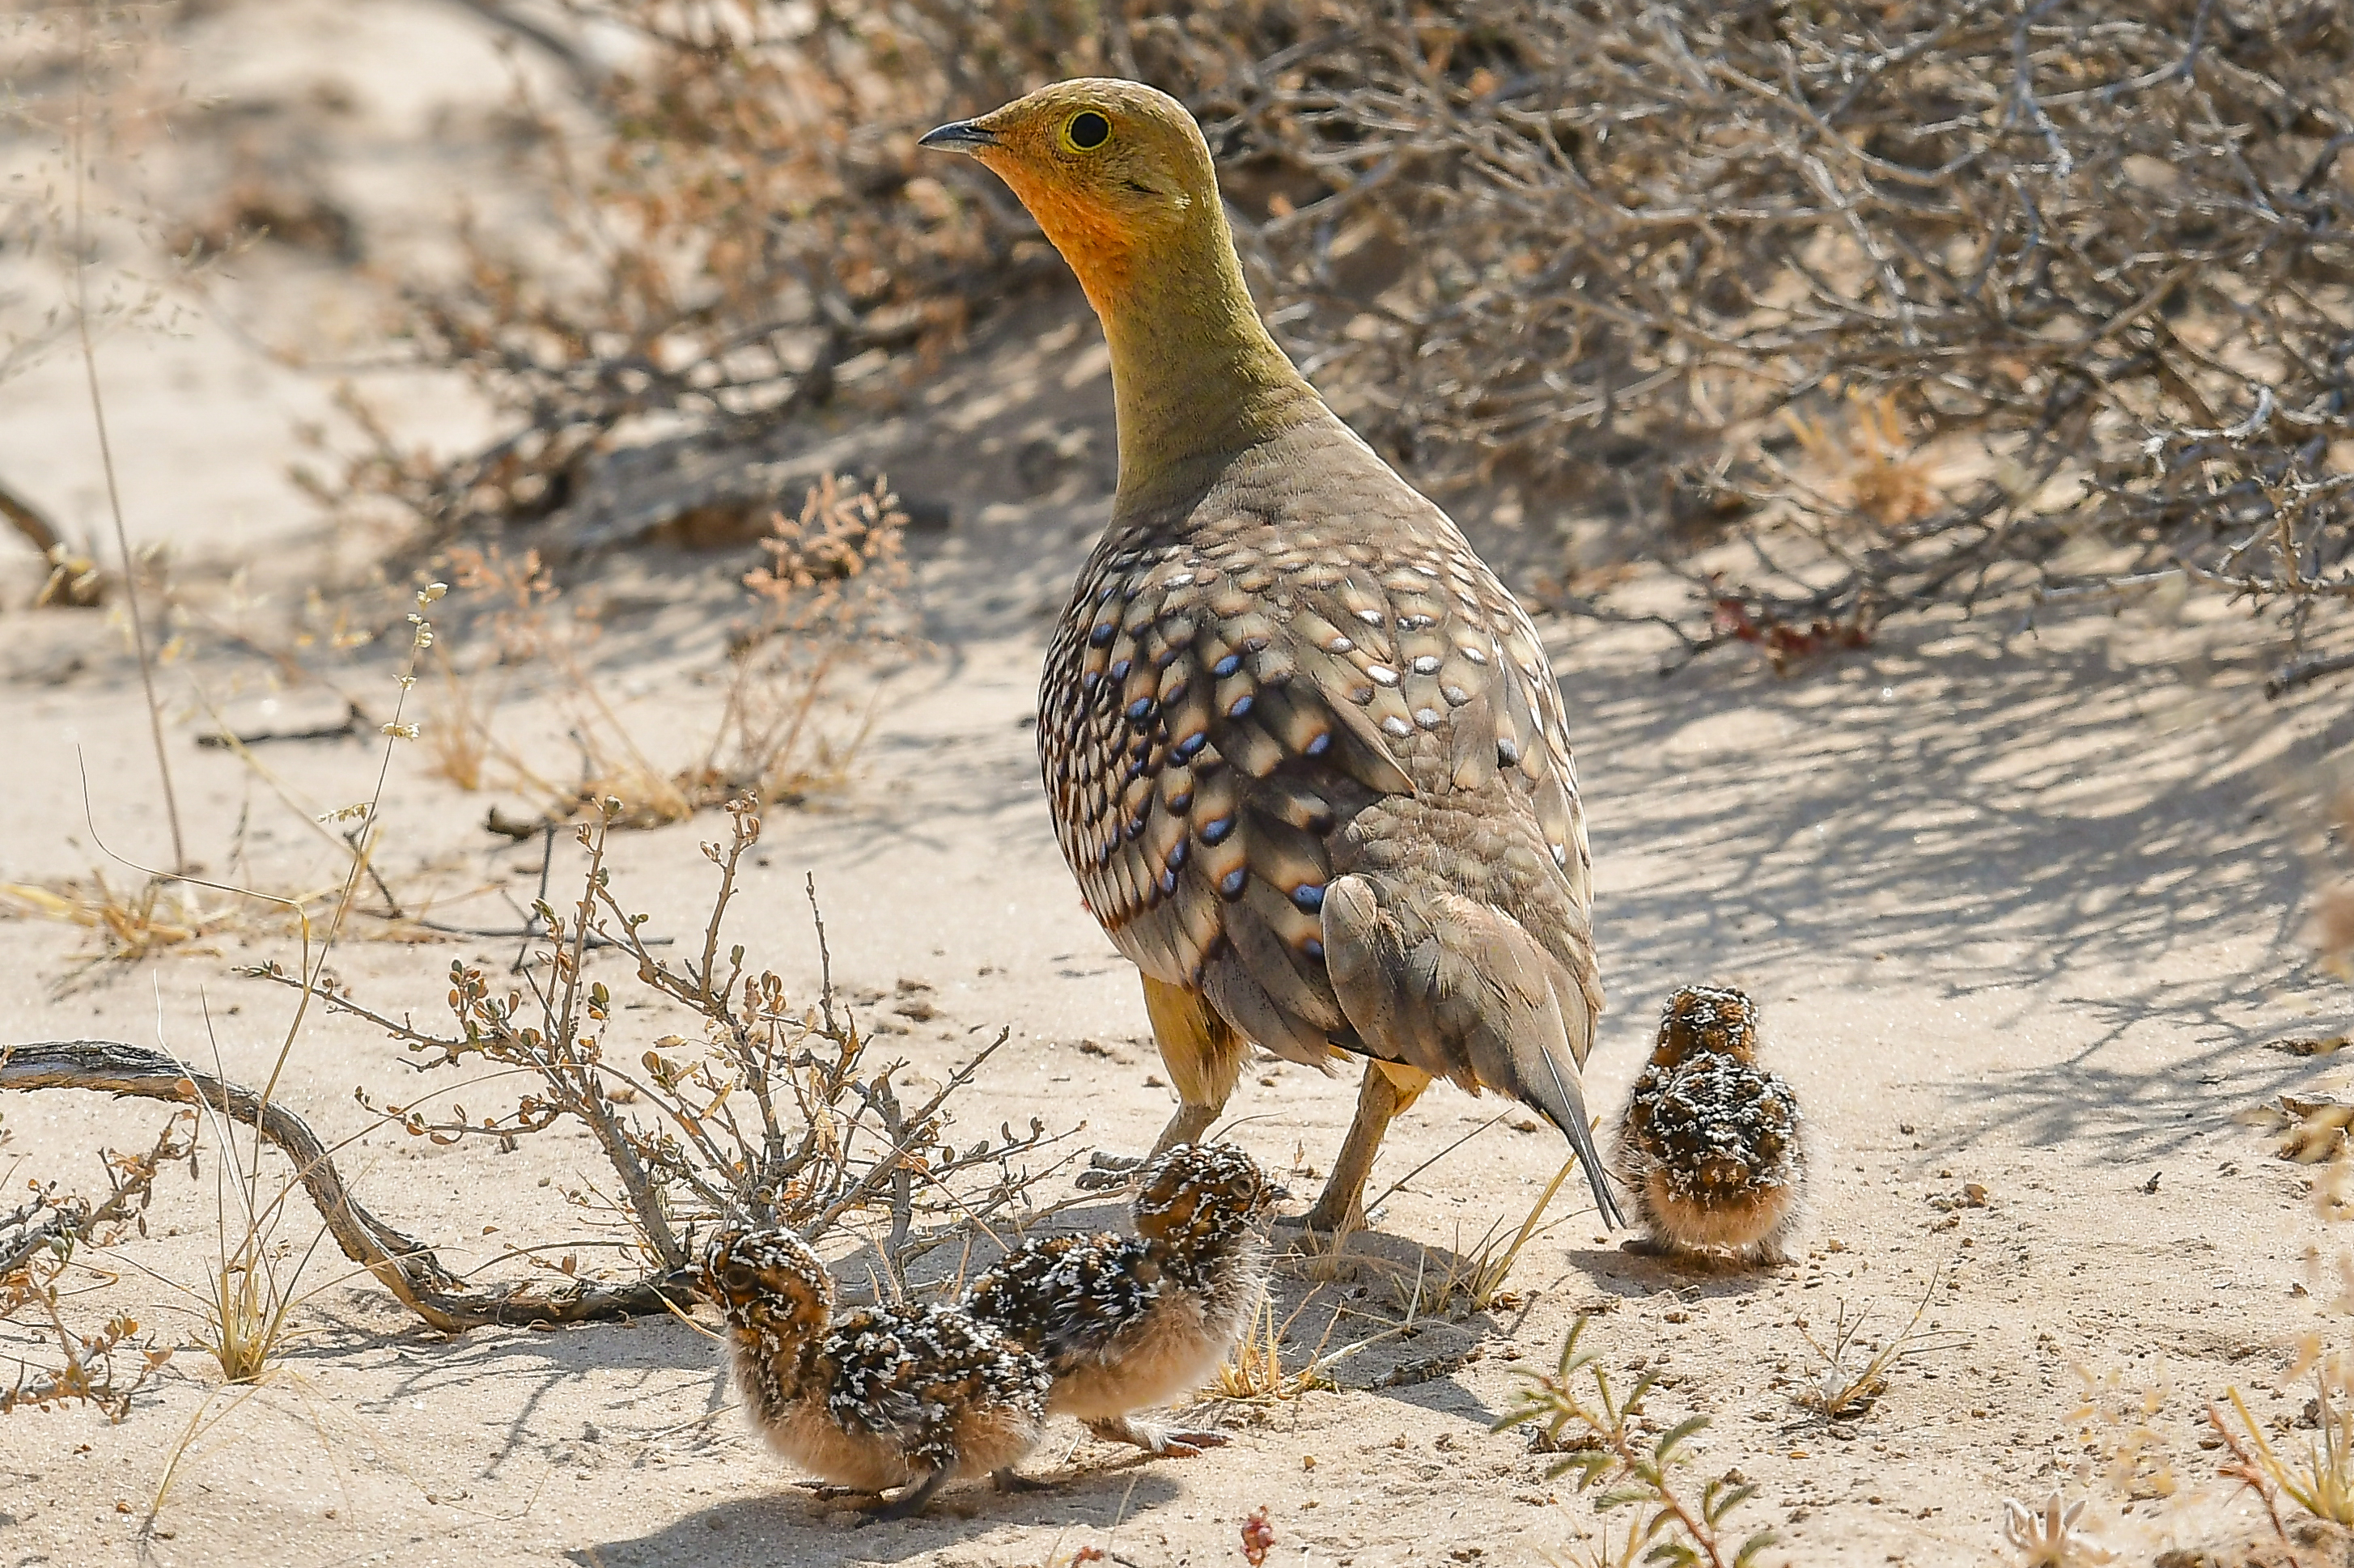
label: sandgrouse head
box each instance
[700,1227,832,1344]
[921,79,1219,308]
[1130,1142,1286,1249]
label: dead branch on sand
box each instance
[0,1039,692,1333]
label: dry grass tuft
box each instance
[0,876,243,972]
[1792,1271,1958,1423]
[1208,1295,1338,1407]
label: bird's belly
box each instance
[943,1403,1046,1478]
[757,1401,919,1490]
[1639,1170,1800,1252]
[1047,1296,1229,1419]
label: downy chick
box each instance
[1613,985,1807,1265]
[700,1227,1051,1521]
[964,1142,1281,1456]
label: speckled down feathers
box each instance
[1651,984,1761,1067]
[1618,1054,1801,1205]
[1612,985,1807,1261]
[821,1305,1053,1461]
[698,1227,1050,1482]
[964,1143,1275,1392]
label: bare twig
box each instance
[70,0,184,871]
[0,1039,693,1330]
[0,478,64,562]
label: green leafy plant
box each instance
[1495,1316,1775,1568]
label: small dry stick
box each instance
[0,1040,693,1331]
[70,1,184,874]
[2208,1398,2292,1545]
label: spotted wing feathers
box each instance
[1039,423,1597,1081]
[963,1233,1162,1369]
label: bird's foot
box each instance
[854,1466,953,1525]
[994,1467,1054,1494]
[857,1490,932,1526]
[1074,1150,1147,1193]
[1086,1414,1227,1458]
[1148,1429,1229,1459]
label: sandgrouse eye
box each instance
[1068,110,1110,149]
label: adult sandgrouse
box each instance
[923,80,1621,1233]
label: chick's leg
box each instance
[863,1466,954,1525]
[1080,976,1249,1189]
[1298,1059,1432,1234]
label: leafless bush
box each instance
[261,794,1077,1286]
[0,1117,187,1419]
[412,473,915,824]
[305,0,1079,538]
[330,2,2351,688]
[1131,1,2354,680]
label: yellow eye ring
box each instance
[1063,109,1112,152]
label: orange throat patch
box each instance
[981,156,1136,312]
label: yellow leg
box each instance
[1300,1059,1432,1233]
[1139,974,1250,1155]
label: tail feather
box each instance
[1322,874,1624,1229]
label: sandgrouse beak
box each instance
[918,120,998,154]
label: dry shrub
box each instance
[704,473,917,805]
[320,1,2352,692]
[265,794,1076,1282]
[416,475,914,824]
[308,1,1080,537]
[0,1117,187,1419]
[1128,1,2354,680]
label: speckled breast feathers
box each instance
[1037,429,1601,1083]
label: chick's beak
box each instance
[918,120,998,155]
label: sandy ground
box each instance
[6,6,2354,1567]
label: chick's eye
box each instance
[1067,110,1111,150]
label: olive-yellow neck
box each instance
[1086,202,1324,502]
